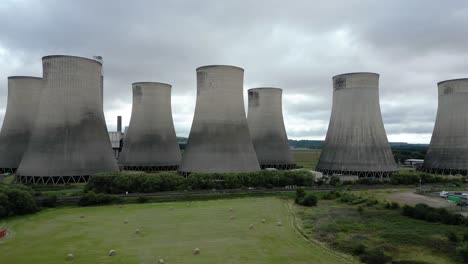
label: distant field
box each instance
[1,198,354,264]
[292,149,321,169]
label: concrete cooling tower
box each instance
[118,82,181,171]
[316,72,397,178]
[16,55,119,184]
[247,88,295,169]
[419,79,468,175]
[178,65,260,175]
[0,77,42,173]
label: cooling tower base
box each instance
[15,175,91,185]
[418,167,468,176]
[0,168,17,174]
[260,164,297,170]
[120,165,179,172]
[316,169,396,179]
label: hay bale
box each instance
[135,228,140,234]
[66,253,74,261]
[124,219,128,224]
[108,250,116,256]
[158,258,165,263]
[249,224,254,230]
[230,215,235,220]
[229,207,233,212]
[277,221,282,226]
[193,248,200,255]
[261,219,266,223]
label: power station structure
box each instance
[178,65,260,175]
[247,88,295,169]
[118,82,181,171]
[16,55,119,184]
[0,76,43,173]
[316,72,397,178]
[419,79,468,175]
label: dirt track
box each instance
[386,191,452,208]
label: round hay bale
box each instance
[118,205,123,208]
[135,228,140,234]
[261,219,266,223]
[229,207,233,212]
[124,219,128,224]
[158,258,165,263]
[277,221,282,226]
[230,215,235,220]
[249,224,254,230]
[66,253,74,261]
[108,250,116,256]
[193,248,200,255]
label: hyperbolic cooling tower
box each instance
[247,88,295,169]
[118,82,181,171]
[0,77,43,173]
[316,72,397,178]
[16,55,119,184]
[420,79,468,175]
[178,65,260,174]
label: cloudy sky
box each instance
[0,0,467,143]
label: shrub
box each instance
[0,185,39,218]
[360,247,392,264]
[300,194,318,207]
[447,231,459,243]
[329,176,341,186]
[295,188,306,203]
[78,191,121,206]
[456,243,468,263]
[352,243,367,255]
[41,195,57,208]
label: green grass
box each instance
[292,149,321,169]
[296,194,467,263]
[0,197,355,264]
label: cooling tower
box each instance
[118,82,181,171]
[0,77,42,173]
[316,72,397,178]
[419,79,468,175]
[178,65,260,175]
[247,88,295,169]
[16,55,119,184]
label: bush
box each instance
[0,185,39,218]
[456,243,468,263]
[300,194,318,207]
[78,191,122,206]
[401,203,468,226]
[352,243,367,255]
[360,247,392,264]
[295,188,306,203]
[447,232,459,243]
[40,195,57,208]
[329,176,341,186]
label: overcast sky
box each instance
[1,0,467,143]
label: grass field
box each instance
[291,149,321,169]
[0,197,355,264]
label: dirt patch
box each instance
[385,191,452,208]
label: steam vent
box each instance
[419,79,468,175]
[247,88,295,169]
[118,82,181,171]
[16,55,119,184]
[316,72,397,178]
[178,65,260,175]
[0,77,43,173]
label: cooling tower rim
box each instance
[437,78,468,85]
[8,76,42,80]
[248,87,282,92]
[42,55,102,65]
[332,72,379,78]
[132,82,172,87]
[196,65,244,71]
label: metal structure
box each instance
[419,78,468,175]
[16,55,119,184]
[247,88,295,169]
[118,82,181,171]
[0,76,43,173]
[178,65,260,175]
[316,72,397,178]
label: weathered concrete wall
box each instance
[118,82,181,170]
[0,77,43,172]
[420,79,468,175]
[316,72,397,177]
[17,55,118,183]
[247,88,295,169]
[179,65,260,174]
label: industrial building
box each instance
[16,55,119,184]
[316,72,397,178]
[420,78,468,175]
[108,116,124,159]
[0,76,43,173]
[178,65,260,175]
[247,88,295,169]
[118,82,181,171]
